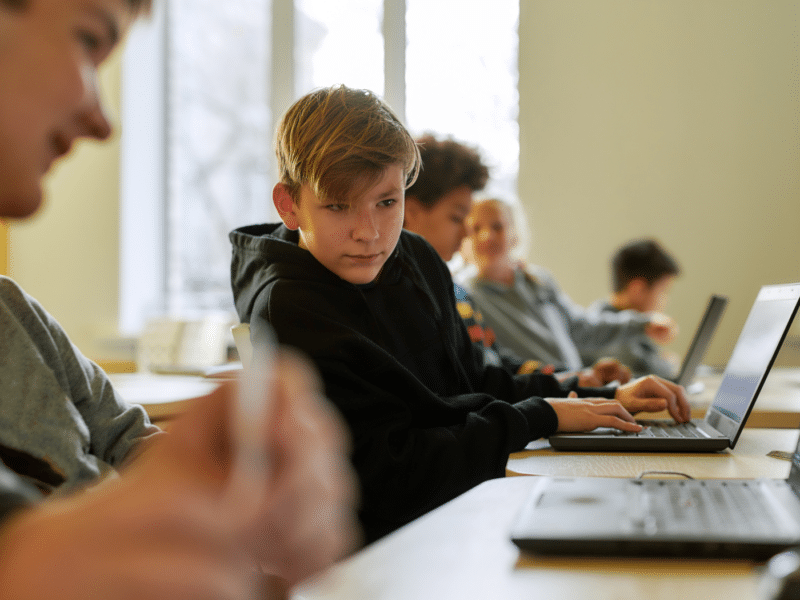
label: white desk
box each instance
[291,428,797,600]
[507,428,798,479]
[108,372,220,421]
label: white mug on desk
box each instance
[137,315,234,374]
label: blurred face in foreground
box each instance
[0,0,133,218]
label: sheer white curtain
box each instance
[406,0,519,200]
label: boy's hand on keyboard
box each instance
[614,375,691,423]
[547,393,643,433]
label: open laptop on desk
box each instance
[548,283,800,452]
[510,427,800,560]
[671,294,728,388]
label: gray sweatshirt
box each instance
[466,267,652,371]
[0,276,160,523]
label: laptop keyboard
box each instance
[617,420,706,438]
[628,480,784,537]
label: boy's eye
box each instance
[378,198,397,208]
[325,203,347,212]
[77,29,103,54]
[75,19,116,62]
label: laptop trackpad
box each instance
[518,479,634,537]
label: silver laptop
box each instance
[510,437,800,559]
[671,294,728,388]
[548,283,800,452]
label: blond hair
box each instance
[470,197,530,259]
[275,85,420,203]
[472,198,516,231]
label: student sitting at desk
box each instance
[464,198,678,376]
[586,238,681,378]
[229,84,691,545]
[0,1,359,598]
[402,133,631,386]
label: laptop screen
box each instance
[789,431,800,496]
[706,283,800,441]
[673,294,728,387]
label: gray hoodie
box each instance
[0,277,160,523]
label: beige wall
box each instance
[7,1,800,368]
[519,0,800,367]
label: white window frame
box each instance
[121,0,516,335]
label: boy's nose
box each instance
[80,100,113,141]
[352,210,379,241]
[78,67,113,141]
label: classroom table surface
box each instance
[507,428,798,479]
[107,372,221,421]
[292,429,797,600]
[291,475,775,600]
[103,369,800,599]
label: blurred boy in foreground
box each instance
[0,2,359,598]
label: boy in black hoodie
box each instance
[229,84,691,544]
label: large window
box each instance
[121,0,518,334]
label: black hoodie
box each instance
[229,223,613,543]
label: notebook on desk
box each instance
[548,283,800,452]
[671,294,728,388]
[510,433,800,560]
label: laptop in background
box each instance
[671,294,728,388]
[510,432,800,559]
[548,283,800,452]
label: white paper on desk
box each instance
[525,439,553,451]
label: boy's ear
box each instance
[273,183,300,230]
